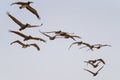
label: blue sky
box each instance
[0,0,120,80]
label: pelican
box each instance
[7,12,41,31]
[84,66,104,76]
[11,1,40,19]
[9,30,46,43]
[10,40,40,51]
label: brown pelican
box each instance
[68,41,83,49]
[84,66,104,76]
[39,31,62,40]
[7,12,41,31]
[9,30,46,43]
[10,40,40,51]
[11,1,40,19]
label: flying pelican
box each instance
[7,12,41,31]
[84,66,104,76]
[11,1,40,19]
[9,30,46,43]
[10,40,40,51]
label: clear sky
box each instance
[0,0,120,80]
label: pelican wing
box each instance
[30,44,40,51]
[26,6,40,19]
[7,12,24,27]
[68,42,80,49]
[97,59,105,64]
[28,23,43,28]
[10,30,27,38]
[84,69,95,75]
[30,36,46,43]
[40,31,51,38]
[10,40,24,46]
[11,2,27,5]
[96,66,104,73]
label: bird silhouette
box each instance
[9,30,46,43]
[7,12,41,31]
[10,40,40,51]
[39,31,62,40]
[11,1,40,19]
[84,66,104,76]
[68,41,83,49]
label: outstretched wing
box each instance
[10,40,24,46]
[84,69,95,75]
[30,44,40,51]
[30,36,46,43]
[97,59,105,64]
[28,23,43,28]
[40,31,51,38]
[96,66,104,73]
[10,2,26,5]
[26,6,40,19]
[7,12,24,27]
[68,42,79,49]
[9,30,27,38]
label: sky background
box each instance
[0,0,120,80]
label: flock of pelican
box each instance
[7,1,111,77]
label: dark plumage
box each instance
[7,12,41,31]
[9,30,46,43]
[10,40,40,51]
[11,1,40,19]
